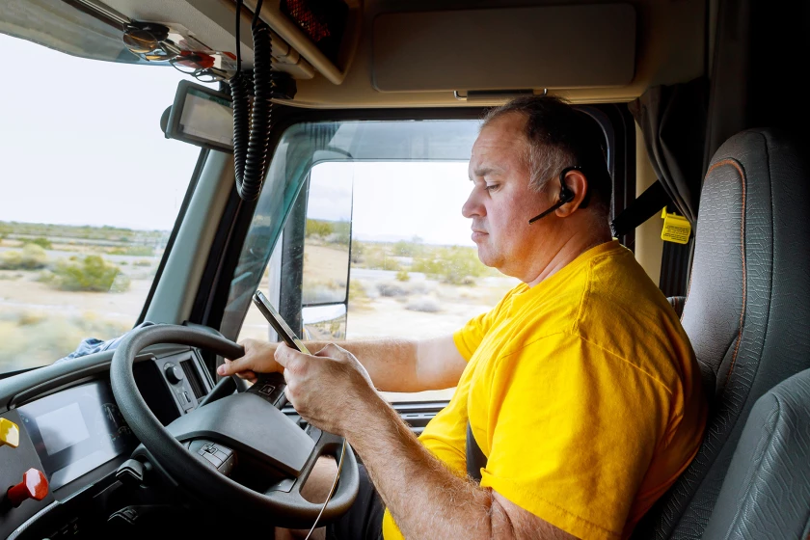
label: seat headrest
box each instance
[682,128,810,397]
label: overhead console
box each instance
[372,4,636,95]
[88,0,361,83]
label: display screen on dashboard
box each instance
[17,380,136,491]
[179,87,233,148]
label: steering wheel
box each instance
[109,324,359,529]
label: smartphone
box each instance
[245,291,311,408]
[252,290,311,354]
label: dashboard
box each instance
[0,345,215,539]
[17,380,136,492]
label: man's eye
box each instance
[485,184,499,192]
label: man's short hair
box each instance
[482,95,613,214]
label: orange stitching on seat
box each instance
[706,159,747,388]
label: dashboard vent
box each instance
[181,360,206,399]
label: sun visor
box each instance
[372,4,636,93]
[0,0,143,65]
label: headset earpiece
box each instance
[559,183,575,204]
[528,166,582,224]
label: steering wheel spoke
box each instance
[264,429,358,523]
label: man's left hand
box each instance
[274,342,381,436]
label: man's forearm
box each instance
[347,395,506,540]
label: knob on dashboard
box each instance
[6,468,48,507]
[165,364,184,385]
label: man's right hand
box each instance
[217,338,282,384]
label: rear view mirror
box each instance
[161,80,233,153]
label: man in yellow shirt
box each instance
[219,96,707,539]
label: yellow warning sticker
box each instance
[660,208,692,244]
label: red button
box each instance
[7,468,48,507]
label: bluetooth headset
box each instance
[528,166,591,224]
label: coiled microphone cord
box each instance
[230,0,274,202]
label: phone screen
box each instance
[252,291,311,355]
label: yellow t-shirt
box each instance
[382,240,707,540]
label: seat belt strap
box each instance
[466,420,486,482]
[611,180,671,237]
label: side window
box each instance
[301,161,519,402]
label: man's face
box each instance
[463,113,554,278]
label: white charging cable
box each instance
[303,440,348,540]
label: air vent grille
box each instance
[181,360,206,399]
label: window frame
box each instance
[136,148,209,326]
[189,104,633,378]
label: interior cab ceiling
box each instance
[37,0,708,107]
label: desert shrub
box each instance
[305,219,334,238]
[406,297,441,313]
[0,251,22,269]
[350,241,365,264]
[48,255,130,292]
[408,281,432,295]
[349,280,370,303]
[396,270,410,282]
[363,248,402,271]
[133,259,152,267]
[392,240,420,257]
[110,245,154,256]
[377,281,409,297]
[17,312,45,326]
[0,244,49,270]
[328,221,351,246]
[27,237,52,250]
[412,246,485,285]
[302,276,346,304]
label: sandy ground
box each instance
[0,272,152,323]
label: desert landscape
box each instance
[239,229,519,401]
[0,220,517,402]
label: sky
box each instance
[310,162,475,246]
[0,34,208,231]
[0,34,477,246]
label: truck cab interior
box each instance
[1,0,809,538]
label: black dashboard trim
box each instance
[0,345,191,413]
[0,344,216,538]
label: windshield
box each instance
[0,34,208,373]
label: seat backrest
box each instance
[702,367,810,539]
[633,128,810,539]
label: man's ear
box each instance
[555,169,589,217]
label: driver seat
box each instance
[632,128,810,539]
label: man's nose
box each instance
[462,187,485,219]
